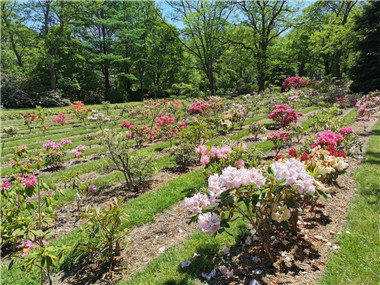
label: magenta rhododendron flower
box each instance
[89,184,97,191]
[22,174,37,187]
[268,104,301,126]
[282,76,308,89]
[316,130,343,146]
[61,138,72,145]
[339,126,354,136]
[43,140,60,150]
[1,182,11,190]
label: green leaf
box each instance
[8,259,15,270]
[25,186,34,197]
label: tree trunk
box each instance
[8,32,24,68]
[104,66,110,101]
[49,63,56,90]
[334,49,342,81]
[206,61,216,96]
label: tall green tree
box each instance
[350,2,380,94]
[1,1,38,71]
[238,0,296,91]
[166,0,233,96]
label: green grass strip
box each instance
[319,118,380,285]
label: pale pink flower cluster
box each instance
[270,158,316,194]
[43,140,60,150]
[43,139,72,150]
[198,212,221,234]
[60,138,72,145]
[185,166,266,235]
[195,144,233,166]
[211,166,266,193]
[88,110,110,122]
[72,145,86,158]
[235,160,245,168]
[184,193,211,214]
[356,94,380,119]
[22,174,37,187]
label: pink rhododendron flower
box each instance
[270,158,315,194]
[1,182,11,190]
[195,144,208,155]
[22,174,37,187]
[268,104,301,126]
[43,140,60,150]
[235,160,245,168]
[89,184,97,191]
[184,193,211,214]
[316,130,343,146]
[60,138,72,145]
[24,240,33,248]
[200,155,210,166]
[339,126,354,136]
[198,212,221,234]
[19,145,27,151]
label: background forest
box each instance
[1,0,379,107]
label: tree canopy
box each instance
[1,0,378,107]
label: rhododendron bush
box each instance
[268,104,301,127]
[43,139,72,169]
[51,112,71,126]
[185,157,322,263]
[99,130,154,191]
[195,143,262,174]
[188,99,212,114]
[282,76,309,89]
[8,146,43,175]
[355,91,380,119]
[1,175,61,284]
[222,104,248,129]
[267,130,292,155]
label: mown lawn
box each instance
[319,118,380,285]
